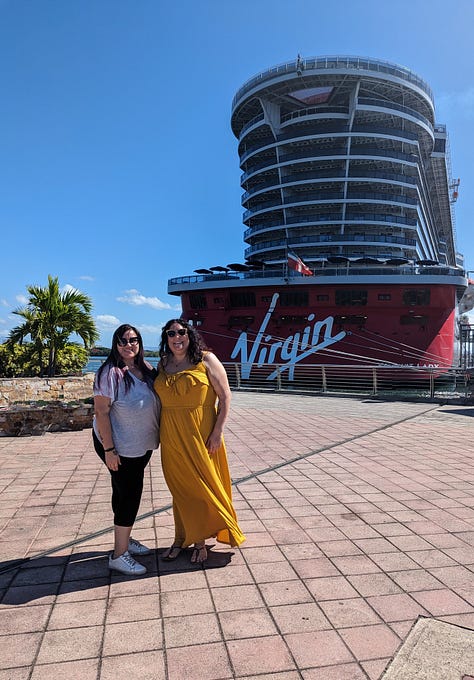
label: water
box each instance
[83,356,159,373]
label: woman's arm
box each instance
[94,395,121,471]
[203,352,232,455]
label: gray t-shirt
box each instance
[93,366,160,458]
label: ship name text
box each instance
[230,293,346,380]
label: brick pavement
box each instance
[0,392,474,679]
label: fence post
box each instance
[276,366,282,391]
[321,366,327,393]
[372,367,378,396]
[429,371,434,398]
[235,364,241,390]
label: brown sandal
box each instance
[161,545,182,561]
[190,543,207,564]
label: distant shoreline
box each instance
[84,356,160,373]
[90,349,159,357]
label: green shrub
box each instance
[0,343,88,377]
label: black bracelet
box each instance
[104,446,115,452]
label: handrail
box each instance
[168,264,464,286]
[244,212,418,231]
[222,362,471,400]
[243,191,417,214]
[240,125,419,160]
[232,56,433,112]
[358,97,433,128]
[241,145,420,175]
[243,231,417,247]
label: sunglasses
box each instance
[117,336,139,346]
[166,329,187,338]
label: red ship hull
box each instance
[176,278,461,376]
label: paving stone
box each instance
[1,394,474,678]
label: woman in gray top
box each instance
[93,324,160,576]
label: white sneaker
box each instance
[109,550,146,575]
[128,538,153,556]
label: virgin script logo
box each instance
[230,293,346,380]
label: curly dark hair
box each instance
[95,324,155,392]
[159,319,209,365]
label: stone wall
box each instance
[0,401,94,436]
[0,375,95,436]
[0,374,94,406]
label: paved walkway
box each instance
[1,392,474,679]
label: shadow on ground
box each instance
[0,547,235,605]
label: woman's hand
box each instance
[206,429,223,456]
[105,449,121,471]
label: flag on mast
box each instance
[287,249,313,276]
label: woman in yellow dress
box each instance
[154,319,245,564]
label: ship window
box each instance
[279,291,309,307]
[317,294,329,301]
[228,315,254,328]
[335,290,368,306]
[261,295,273,302]
[189,294,207,310]
[378,294,391,301]
[278,315,309,325]
[403,289,430,306]
[400,314,428,325]
[213,297,224,304]
[230,291,256,307]
[335,315,367,326]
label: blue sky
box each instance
[1,0,474,349]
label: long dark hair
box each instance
[159,319,209,365]
[95,324,155,392]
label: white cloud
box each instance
[138,324,165,334]
[15,294,28,305]
[0,299,9,307]
[96,314,121,328]
[117,289,176,310]
[62,284,79,294]
[79,275,94,281]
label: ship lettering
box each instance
[230,293,346,380]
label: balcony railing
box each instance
[243,231,417,247]
[224,363,471,400]
[245,212,418,232]
[232,56,433,112]
[358,98,433,129]
[243,191,417,215]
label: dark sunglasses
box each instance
[166,329,187,338]
[117,336,139,346]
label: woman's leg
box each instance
[110,452,152,556]
[161,503,185,560]
[94,431,151,558]
[113,525,132,559]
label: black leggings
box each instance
[93,431,152,527]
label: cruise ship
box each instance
[168,56,469,381]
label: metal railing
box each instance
[232,56,433,111]
[223,363,473,401]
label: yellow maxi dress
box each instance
[154,361,245,549]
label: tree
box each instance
[6,275,99,377]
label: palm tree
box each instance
[7,306,46,375]
[7,275,99,376]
